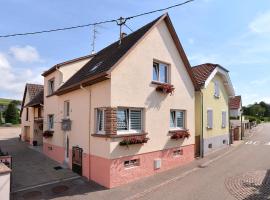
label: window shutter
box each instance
[207,110,213,128]
[176,111,184,128]
[214,81,220,97]
[170,111,175,127]
[222,111,226,128]
[130,110,142,130]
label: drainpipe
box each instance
[80,84,91,180]
[200,91,204,158]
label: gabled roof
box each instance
[25,90,44,107]
[55,13,196,95]
[20,84,44,116]
[191,63,235,96]
[229,95,242,109]
[42,54,95,77]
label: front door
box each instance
[72,146,83,175]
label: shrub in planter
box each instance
[156,83,175,95]
[43,130,54,138]
[119,135,149,146]
[170,130,190,140]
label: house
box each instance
[20,84,44,145]
[229,95,242,119]
[42,13,196,188]
[192,63,235,157]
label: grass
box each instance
[0,98,13,106]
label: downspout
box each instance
[80,84,91,180]
[200,91,204,158]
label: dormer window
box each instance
[153,62,168,83]
[48,78,55,95]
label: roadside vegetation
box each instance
[243,101,270,124]
[0,98,21,126]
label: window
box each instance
[96,109,104,133]
[170,110,185,129]
[48,79,55,95]
[222,111,227,128]
[117,108,142,132]
[207,109,213,129]
[48,115,54,130]
[153,62,168,83]
[173,149,183,157]
[26,108,29,121]
[124,159,140,168]
[64,101,70,118]
[214,81,220,97]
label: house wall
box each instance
[21,91,35,144]
[43,19,196,188]
[201,74,230,153]
[230,108,240,118]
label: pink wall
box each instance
[43,142,194,188]
[43,142,65,164]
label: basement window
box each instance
[124,159,140,168]
[173,149,183,157]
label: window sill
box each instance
[169,129,188,134]
[151,81,169,85]
[91,132,147,138]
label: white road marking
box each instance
[244,140,270,146]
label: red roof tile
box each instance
[229,95,241,109]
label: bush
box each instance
[256,119,261,124]
[248,116,256,122]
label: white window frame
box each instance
[207,109,213,129]
[117,108,143,134]
[96,108,105,134]
[64,101,70,118]
[124,159,140,168]
[152,61,169,84]
[170,110,185,130]
[48,114,54,130]
[48,78,55,95]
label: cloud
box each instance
[188,53,219,65]
[9,45,41,62]
[249,10,270,34]
[0,51,43,99]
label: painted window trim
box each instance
[152,60,170,84]
[117,107,143,134]
[170,110,186,130]
[96,108,105,134]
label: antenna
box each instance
[116,17,127,45]
[91,24,98,54]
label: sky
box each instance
[0,0,270,105]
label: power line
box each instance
[124,23,133,32]
[0,0,195,38]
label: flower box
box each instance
[170,130,190,140]
[156,83,175,95]
[119,135,149,146]
[43,130,54,138]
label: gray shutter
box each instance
[130,110,142,130]
[207,110,213,128]
[222,111,226,128]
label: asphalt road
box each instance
[140,123,270,200]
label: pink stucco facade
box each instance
[44,142,194,188]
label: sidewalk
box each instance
[12,143,242,200]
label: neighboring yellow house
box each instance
[192,64,235,156]
[20,84,44,146]
[41,13,197,188]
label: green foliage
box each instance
[5,103,19,124]
[256,119,261,124]
[0,112,2,125]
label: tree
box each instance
[0,112,3,125]
[5,103,19,124]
